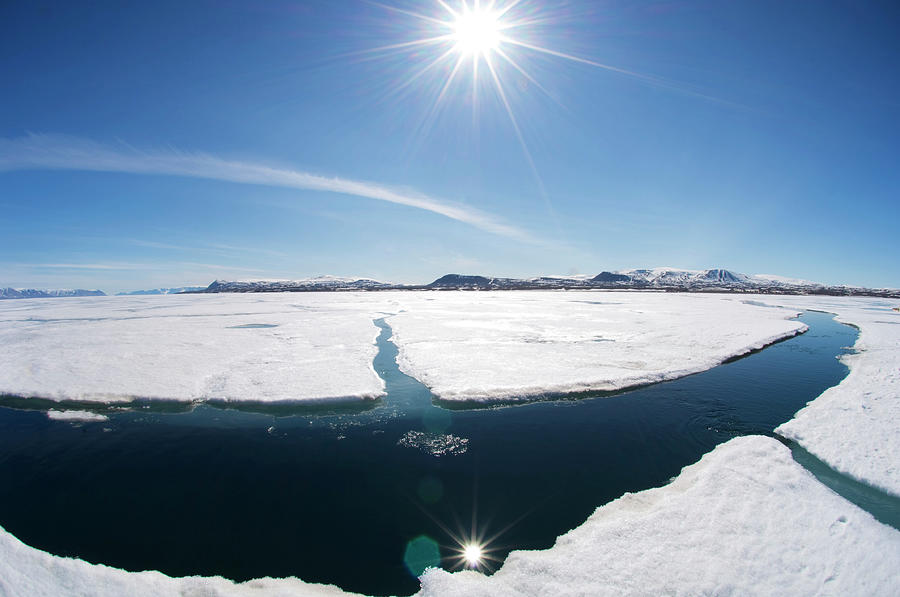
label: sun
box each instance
[452,7,502,56]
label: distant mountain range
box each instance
[0,288,106,300]
[3,269,896,300]
[202,276,393,293]
[195,268,899,298]
[116,287,207,296]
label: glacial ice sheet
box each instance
[386,291,806,401]
[0,294,385,403]
[758,295,900,497]
[418,436,900,596]
[1,437,896,597]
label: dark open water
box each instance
[0,311,860,596]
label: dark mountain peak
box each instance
[592,271,632,283]
[701,269,745,283]
[428,274,493,288]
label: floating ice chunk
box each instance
[418,436,900,596]
[46,410,109,422]
[398,430,469,456]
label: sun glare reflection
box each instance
[463,542,484,567]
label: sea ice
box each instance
[0,291,805,407]
[747,295,900,497]
[0,523,364,597]
[418,436,900,596]
[386,291,806,401]
[0,294,385,404]
[0,437,896,597]
[397,430,469,456]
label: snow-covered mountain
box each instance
[593,267,818,290]
[201,276,393,293]
[116,287,207,296]
[0,288,106,300]
[191,268,898,298]
[424,268,824,291]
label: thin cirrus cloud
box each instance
[20,261,268,273]
[0,133,531,241]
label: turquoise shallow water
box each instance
[0,311,860,596]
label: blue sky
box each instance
[1,0,898,292]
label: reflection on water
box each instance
[0,312,857,597]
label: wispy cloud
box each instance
[0,133,531,241]
[29,262,149,270]
[128,239,190,251]
[17,261,268,274]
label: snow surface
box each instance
[743,295,900,497]
[0,294,385,403]
[45,410,109,422]
[0,291,804,405]
[418,436,900,596]
[386,291,805,401]
[0,437,896,597]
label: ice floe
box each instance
[0,294,385,404]
[0,523,363,597]
[418,436,899,596]
[0,291,806,407]
[397,430,469,456]
[747,295,900,497]
[45,410,109,422]
[387,291,806,401]
[0,436,896,596]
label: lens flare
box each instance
[463,542,484,567]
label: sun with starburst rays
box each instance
[367,0,546,121]
[364,0,642,190]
